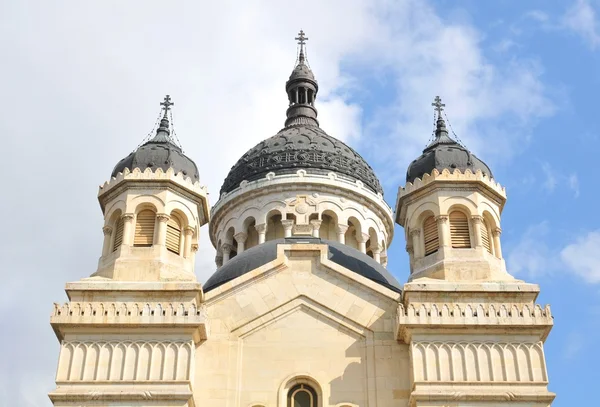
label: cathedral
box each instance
[48,32,555,407]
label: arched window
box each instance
[166,215,182,254]
[112,217,124,252]
[449,211,471,248]
[287,383,317,407]
[134,210,155,247]
[481,218,492,254]
[423,215,439,256]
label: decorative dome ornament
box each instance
[111,95,200,181]
[220,31,383,195]
[406,96,493,183]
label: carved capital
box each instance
[221,243,233,255]
[254,223,267,234]
[310,219,322,230]
[102,226,113,236]
[493,227,502,237]
[436,215,449,224]
[372,247,382,255]
[156,213,170,223]
[281,219,294,230]
[406,244,414,255]
[191,243,199,252]
[215,254,223,267]
[234,232,248,243]
[121,213,134,222]
[409,229,421,238]
[471,215,484,224]
[336,224,349,235]
[183,226,195,236]
[356,232,370,243]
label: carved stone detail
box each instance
[102,226,113,236]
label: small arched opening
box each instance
[134,208,156,247]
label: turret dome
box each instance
[406,97,493,183]
[111,96,200,181]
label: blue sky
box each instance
[0,0,598,405]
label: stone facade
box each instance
[47,36,555,407]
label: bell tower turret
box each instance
[395,96,510,281]
[96,95,210,281]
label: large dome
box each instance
[111,116,199,181]
[220,124,383,195]
[204,238,401,293]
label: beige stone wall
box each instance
[196,244,410,407]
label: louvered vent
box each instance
[450,211,471,248]
[134,210,155,246]
[481,219,492,254]
[112,217,124,252]
[166,215,181,254]
[423,216,439,256]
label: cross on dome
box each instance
[295,30,309,64]
[432,96,445,118]
[160,94,174,117]
[295,30,308,46]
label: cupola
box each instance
[95,96,209,281]
[210,31,394,273]
[395,96,512,282]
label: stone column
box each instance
[215,253,223,268]
[121,213,135,246]
[221,243,232,264]
[372,246,382,264]
[310,219,322,238]
[410,229,421,258]
[155,213,170,245]
[234,232,248,253]
[336,224,349,244]
[357,233,369,254]
[183,226,194,258]
[191,243,199,265]
[492,227,503,258]
[436,215,450,247]
[471,215,483,248]
[281,220,294,238]
[101,226,113,256]
[255,223,267,244]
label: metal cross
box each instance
[432,96,445,117]
[295,30,308,46]
[160,95,174,112]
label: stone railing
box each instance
[396,302,553,342]
[51,302,208,342]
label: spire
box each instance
[149,95,178,144]
[295,30,308,64]
[285,30,319,128]
[425,95,455,149]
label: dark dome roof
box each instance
[406,117,492,183]
[220,125,383,195]
[111,117,200,181]
[203,238,402,293]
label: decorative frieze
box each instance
[56,340,193,382]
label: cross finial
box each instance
[295,30,308,46]
[432,96,445,118]
[160,94,174,117]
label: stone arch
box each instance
[225,226,238,259]
[345,216,362,251]
[266,209,285,241]
[407,201,440,230]
[165,199,196,228]
[278,373,323,407]
[104,200,126,227]
[366,227,378,258]
[441,196,477,215]
[319,210,338,241]
[242,216,259,250]
[130,195,164,214]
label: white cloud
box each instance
[506,221,557,279]
[568,173,580,198]
[0,1,555,405]
[541,162,557,192]
[561,230,600,283]
[563,0,600,49]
